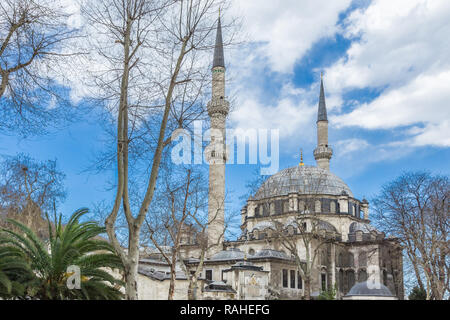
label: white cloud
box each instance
[327,0,450,147]
[229,93,316,141]
[335,138,370,157]
[409,121,450,147]
[332,70,450,132]
[230,0,352,73]
[327,0,450,92]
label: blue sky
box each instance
[1,0,449,232]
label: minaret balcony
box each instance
[314,146,333,160]
[205,150,227,164]
[207,97,230,117]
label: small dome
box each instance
[210,248,245,261]
[254,165,353,200]
[251,221,276,232]
[318,220,338,232]
[345,281,394,297]
[349,222,379,234]
[253,249,289,260]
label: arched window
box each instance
[358,270,367,282]
[282,269,288,288]
[338,253,344,267]
[315,200,321,213]
[283,201,289,213]
[348,252,354,267]
[330,201,336,213]
[298,201,305,213]
[346,270,355,293]
[321,273,327,291]
[297,272,303,289]
[248,248,255,255]
[359,251,367,267]
[270,202,275,215]
[262,205,269,216]
[339,270,344,292]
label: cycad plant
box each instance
[0,208,124,300]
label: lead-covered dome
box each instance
[210,248,245,261]
[345,281,394,297]
[254,165,353,200]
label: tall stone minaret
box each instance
[314,73,333,171]
[206,16,229,255]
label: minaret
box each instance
[206,16,229,255]
[314,73,333,171]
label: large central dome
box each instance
[254,165,353,200]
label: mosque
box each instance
[135,18,404,300]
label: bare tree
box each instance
[0,153,66,236]
[373,172,449,300]
[0,0,80,136]
[177,192,236,300]
[142,164,233,300]
[143,167,204,300]
[80,0,234,299]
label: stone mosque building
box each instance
[135,18,404,300]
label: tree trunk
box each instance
[124,230,140,300]
[124,260,139,300]
[187,279,197,300]
[168,266,176,300]
[187,284,194,300]
[304,277,311,300]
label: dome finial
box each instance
[299,149,305,166]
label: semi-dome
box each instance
[254,165,353,200]
[349,222,379,234]
[318,220,338,233]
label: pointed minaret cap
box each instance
[318,72,328,122]
[213,16,225,68]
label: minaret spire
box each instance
[318,72,328,122]
[213,16,225,69]
[314,72,333,171]
[206,17,229,256]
